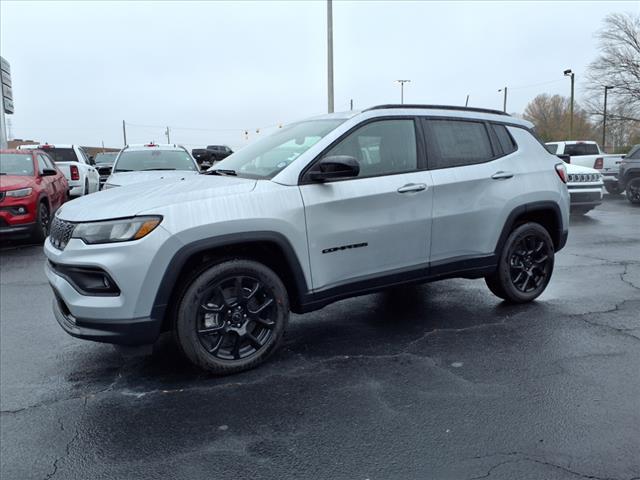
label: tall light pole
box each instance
[327,0,334,113]
[603,85,614,150]
[498,87,508,112]
[564,69,575,138]
[165,126,171,144]
[395,80,411,104]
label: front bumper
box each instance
[44,224,183,345]
[0,221,37,239]
[568,184,603,208]
[51,289,161,345]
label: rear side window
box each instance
[40,148,78,163]
[492,124,517,155]
[564,143,599,156]
[545,144,558,154]
[425,119,493,169]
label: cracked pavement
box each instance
[1,195,639,480]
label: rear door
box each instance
[300,117,434,291]
[423,118,524,265]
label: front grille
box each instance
[49,217,76,250]
[568,173,601,183]
[570,191,601,203]
[0,217,7,227]
[97,166,112,176]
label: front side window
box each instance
[37,155,49,173]
[214,119,345,179]
[426,119,493,169]
[114,150,198,172]
[322,119,417,178]
[0,153,35,176]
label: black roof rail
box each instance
[364,104,509,116]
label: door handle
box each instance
[491,171,514,180]
[397,183,427,194]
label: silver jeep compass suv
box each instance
[45,105,570,374]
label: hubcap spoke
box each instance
[197,325,225,335]
[246,333,262,350]
[249,297,273,315]
[201,303,224,313]
[207,335,224,354]
[231,333,241,359]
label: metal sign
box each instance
[0,56,13,114]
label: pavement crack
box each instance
[620,264,640,292]
[43,397,88,480]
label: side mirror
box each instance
[308,155,360,182]
[557,154,571,164]
[41,168,58,176]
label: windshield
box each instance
[564,143,599,156]
[94,152,118,164]
[39,147,78,163]
[114,149,198,172]
[212,119,346,179]
[0,153,35,176]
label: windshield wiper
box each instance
[114,169,133,172]
[203,169,237,176]
[141,168,176,171]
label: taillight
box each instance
[555,163,567,184]
[594,157,604,169]
[70,165,80,181]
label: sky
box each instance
[1,0,638,149]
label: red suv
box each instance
[0,149,69,242]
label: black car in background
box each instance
[191,145,233,168]
[93,152,119,189]
[619,145,640,204]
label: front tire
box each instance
[175,259,289,375]
[626,177,640,204]
[605,183,623,195]
[485,223,554,303]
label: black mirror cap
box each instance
[41,168,58,176]
[309,155,360,182]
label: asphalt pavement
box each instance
[1,195,639,480]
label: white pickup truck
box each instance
[545,141,625,194]
[18,144,100,197]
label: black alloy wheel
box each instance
[626,178,640,204]
[508,234,552,294]
[196,275,277,360]
[175,259,289,375]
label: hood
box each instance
[57,174,257,222]
[0,175,35,191]
[565,163,598,174]
[107,170,199,186]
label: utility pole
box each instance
[465,94,469,107]
[350,99,353,110]
[165,126,171,144]
[498,87,508,112]
[327,0,334,113]
[122,120,127,146]
[564,69,575,138]
[395,80,411,104]
[602,85,614,150]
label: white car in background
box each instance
[18,144,100,197]
[546,140,624,194]
[104,144,200,189]
[566,162,604,215]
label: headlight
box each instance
[6,187,33,198]
[71,216,162,244]
[103,183,119,190]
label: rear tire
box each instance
[174,259,289,375]
[485,222,554,303]
[626,177,640,204]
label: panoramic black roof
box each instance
[364,104,509,116]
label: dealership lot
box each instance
[1,195,639,480]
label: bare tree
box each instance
[586,12,640,107]
[523,94,595,142]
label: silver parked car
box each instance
[45,105,570,374]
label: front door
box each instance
[300,118,433,291]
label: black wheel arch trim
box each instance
[494,200,567,255]
[150,231,310,323]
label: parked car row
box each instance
[546,140,640,208]
[191,145,233,168]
